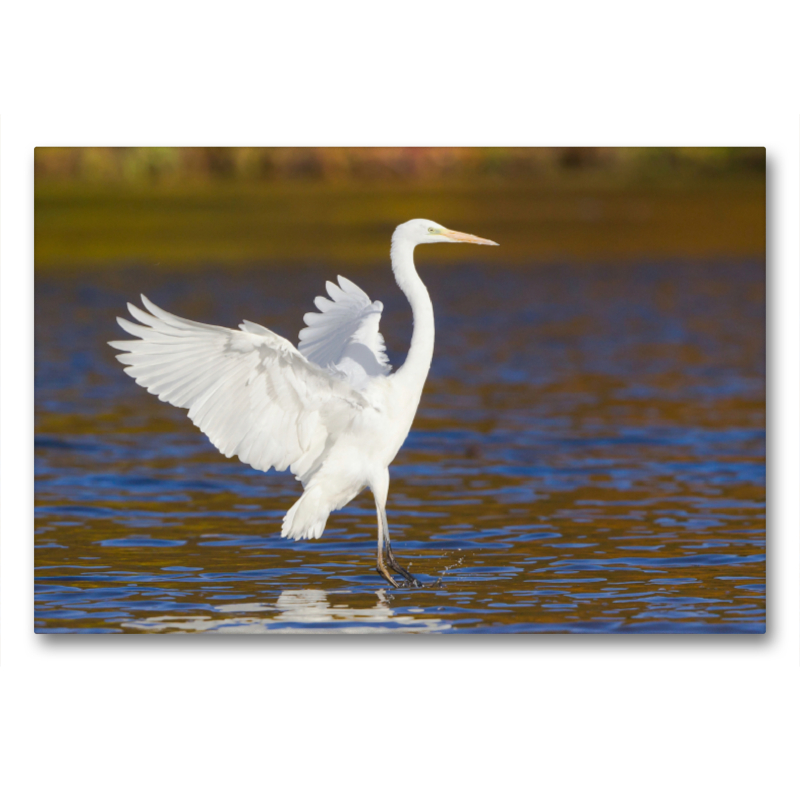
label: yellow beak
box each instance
[442,228,499,246]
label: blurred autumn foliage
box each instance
[34,147,765,267]
[35,146,765,186]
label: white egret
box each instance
[109,219,498,587]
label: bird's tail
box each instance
[281,488,330,541]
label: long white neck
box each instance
[390,233,434,398]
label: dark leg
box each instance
[376,505,400,588]
[377,503,422,588]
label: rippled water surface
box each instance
[35,260,765,633]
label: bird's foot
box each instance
[388,560,422,587]
[376,563,401,589]
[377,561,422,588]
[398,573,423,588]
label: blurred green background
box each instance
[34,147,765,267]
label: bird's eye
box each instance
[428,227,434,233]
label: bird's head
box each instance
[394,219,499,247]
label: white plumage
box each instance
[110,219,498,587]
[298,274,390,389]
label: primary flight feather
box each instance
[110,219,498,587]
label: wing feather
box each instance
[110,295,366,481]
[297,274,390,389]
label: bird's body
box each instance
[110,219,497,586]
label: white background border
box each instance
[1,2,797,797]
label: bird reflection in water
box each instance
[123,588,451,633]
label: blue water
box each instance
[35,260,765,632]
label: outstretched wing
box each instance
[298,275,390,390]
[109,295,365,481]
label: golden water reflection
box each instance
[35,256,764,633]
